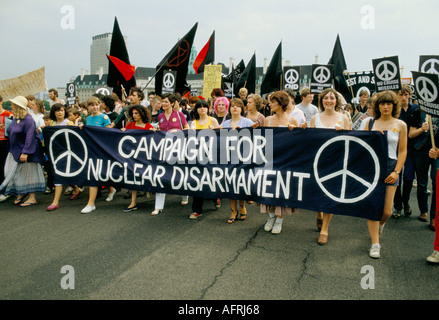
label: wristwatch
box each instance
[393,170,400,174]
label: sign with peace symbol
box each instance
[412,71,439,116]
[419,55,439,74]
[66,82,76,106]
[313,135,380,203]
[95,86,113,96]
[283,66,300,90]
[162,70,177,94]
[310,64,333,94]
[49,129,88,177]
[372,56,401,92]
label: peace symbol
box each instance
[421,58,439,74]
[96,87,111,96]
[68,84,75,94]
[163,73,175,88]
[285,69,299,84]
[375,60,397,81]
[49,129,88,177]
[313,136,380,203]
[313,66,331,83]
[415,76,438,102]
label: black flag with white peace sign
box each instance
[412,71,439,116]
[372,56,401,92]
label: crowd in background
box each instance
[0,84,438,263]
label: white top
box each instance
[314,113,344,129]
[289,107,306,126]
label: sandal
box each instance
[228,209,238,224]
[14,195,26,205]
[20,201,38,207]
[239,205,247,220]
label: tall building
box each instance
[90,33,128,75]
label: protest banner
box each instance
[0,67,48,100]
[66,83,76,106]
[412,71,439,117]
[345,71,375,105]
[419,55,439,74]
[372,56,401,92]
[283,66,300,91]
[202,65,222,99]
[310,64,333,94]
[162,70,177,94]
[43,126,388,221]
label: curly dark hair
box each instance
[49,103,67,121]
[128,104,151,124]
[100,95,116,112]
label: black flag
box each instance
[106,17,136,100]
[236,53,256,96]
[328,34,350,102]
[155,23,198,96]
[261,42,282,95]
[193,30,215,74]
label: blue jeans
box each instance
[393,150,415,210]
[413,150,438,221]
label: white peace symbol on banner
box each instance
[285,69,299,84]
[375,60,397,81]
[415,76,438,102]
[421,58,439,74]
[313,66,331,84]
[96,87,111,95]
[313,136,380,203]
[49,129,88,177]
[163,73,175,88]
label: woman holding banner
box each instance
[121,105,154,212]
[310,88,351,245]
[262,91,298,234]
[221,98,255,223]
[152,93,189,216]
[245,94,265,127]
[189,99,220,220]
[0,96,45,206]
[364,90,407,258]
[46,103,75,211]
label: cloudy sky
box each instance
[1,0,438,89]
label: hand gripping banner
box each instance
[43,127,388,221]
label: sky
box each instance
[1,0,439,89]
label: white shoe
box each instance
[0,194,11,202]
[151,209,162,216]
[369,243,381,259]
[81,205,96,214]
[427,250,439,263]
[106,188,116,202]
[264,217,276,232]
[271,219,283,234]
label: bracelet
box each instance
[393,170,400,175]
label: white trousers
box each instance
[155,193,189,210]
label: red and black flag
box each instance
[328,34,350,102]
[260,42,283,95]
[236,53,256,96]
[155,22,198,96]
[106,17,136,99]
[193,30,215,74]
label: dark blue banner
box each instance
[43,126,388,221]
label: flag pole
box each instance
[344,71,357,110]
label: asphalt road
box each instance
[0,186,437,302]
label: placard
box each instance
[372,56,401,92]
[310,64,333,94]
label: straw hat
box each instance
[9,96,28,110]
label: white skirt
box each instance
[0,153,46,195]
